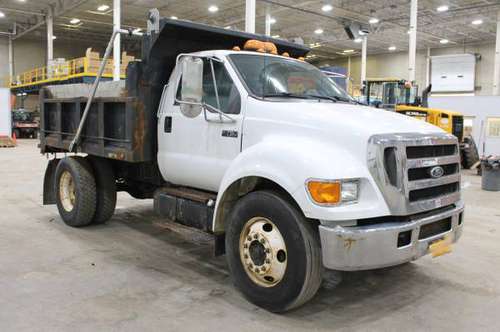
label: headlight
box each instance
[306,179,359,206]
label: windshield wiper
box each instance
[262,92,314,100]
[305,94,340,102]
[307,94,365,105]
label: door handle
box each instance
[164,116,172,133]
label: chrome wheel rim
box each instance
[239,217,287,287]
[59,171,76,212]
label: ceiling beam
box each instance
[13,0,90,40]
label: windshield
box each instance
[229,54,352,102]
[12,111,33,122]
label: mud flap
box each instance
[43,159,60,205]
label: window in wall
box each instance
[487,117,500,137]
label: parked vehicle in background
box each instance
[363,78,479,169]
[12,109,39,138]
[39,14,465,312]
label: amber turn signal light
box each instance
[307,181,341,204]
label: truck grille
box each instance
[368,133,461,215]
[452,116,464,142]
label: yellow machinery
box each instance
[363,78,479,168]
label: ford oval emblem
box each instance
[429,166,445,178]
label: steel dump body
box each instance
[39,18,309,163]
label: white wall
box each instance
[319,43,496,96]
[430,96,500,155]
[0,88,12,136]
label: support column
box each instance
[408,0,418,83]
[265,12,271,36]
[47,6,54,66]
[493,11,500,95]
[425,47,431,88]
[113,0,121,81]
[8,36,13,81]
[361,36,367,86]
[245,0,256,33]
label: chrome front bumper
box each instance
[318,202,464,271]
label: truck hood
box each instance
[243,98,446,159]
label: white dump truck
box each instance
[40,14,464,312]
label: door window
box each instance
[176,59,241,115]
[202,60,241,114]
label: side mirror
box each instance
[179,56,203,117]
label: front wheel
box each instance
[225,190,323,312]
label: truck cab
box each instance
[40,17,464,312]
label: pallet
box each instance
[0,136,16,148]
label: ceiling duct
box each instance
[344,22,370,40]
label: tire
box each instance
[88,158,116,224]
[13,129,20,139]
[54,157,97,227]
[225,190,323,312]
[461,136,479,169]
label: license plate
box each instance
[429,237,452,258]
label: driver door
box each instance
[157,57,243,192]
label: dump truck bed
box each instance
[39,82,149,162]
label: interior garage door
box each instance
[431,54,476,93]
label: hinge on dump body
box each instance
[147,8,160,35]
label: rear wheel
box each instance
[225,190,323,312]
[55,157,96,227]
[461,136,479,169]
[89,158,116,224]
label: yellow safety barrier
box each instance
[5,56,128,90]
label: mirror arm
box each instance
[174,98,236,123]
[203,103,236,123]
[209,58,222,122]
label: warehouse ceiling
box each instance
[0,0,499,60]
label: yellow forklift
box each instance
[363,78,479,169]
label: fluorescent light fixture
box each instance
[97,4,110,11]
[208,5,219,13]
[388,46,396,51]
[472,19,483,25]
[310,42,322,48]
[343,49,354,53]
[0,11,5,18]
[322,4,333,12]
[132,28,142,34]
[272,35,280,38]
[170,16,178,20]
[354,38,363,43]
[269,17,276,24]
[52,36,57,40]
[314,28,324,34]
[369,18,379,24]
[224,26,231,29]
[440,39,449,44]
[437,5,449,12]
[70,18,81,24]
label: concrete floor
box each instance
[1,140,499,331]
